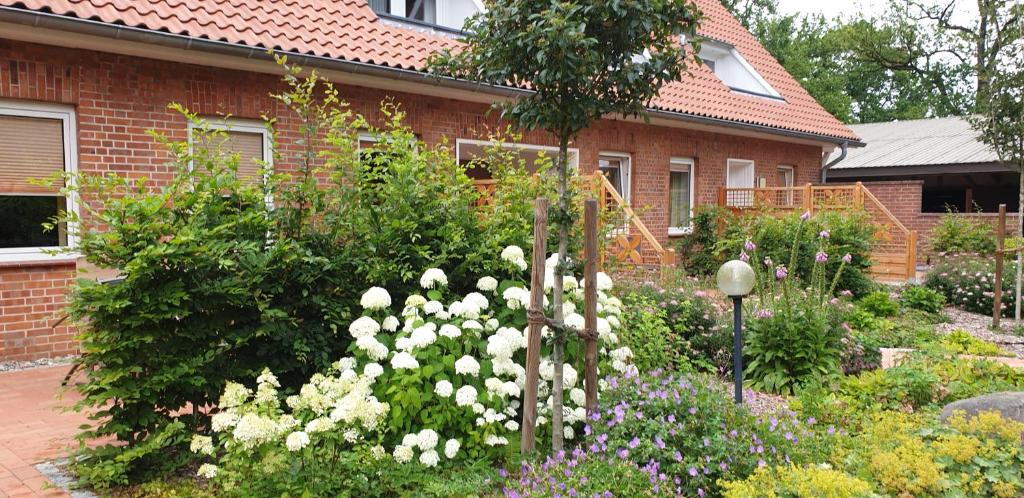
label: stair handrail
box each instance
[592,172,676,264]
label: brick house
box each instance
[0,0,859,361]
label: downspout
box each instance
[821,141,848,183]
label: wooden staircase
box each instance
[719,182,918,283]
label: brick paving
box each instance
[0,365,90,497]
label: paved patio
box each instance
[0,365,88,497]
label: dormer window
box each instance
[370,0,484,32]
[697,40,782,100]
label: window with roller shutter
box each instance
[0,102,78,258]
[189,118,271,185]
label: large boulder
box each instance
[940,392,1024,423]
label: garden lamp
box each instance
[716,260,755,405]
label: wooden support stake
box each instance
[803,183,813,214]
[583,199,599,415]
[994,204,1007,329]
[521,197,548,454]
[906,231,918,281]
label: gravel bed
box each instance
[711,380,789,416]
[35,460,99,498]
[937,307,1024,357]
[0,355,77,374]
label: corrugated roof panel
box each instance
[832,116,1000,170]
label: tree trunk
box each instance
[550,136,570,452]
[1016,170,1022,320]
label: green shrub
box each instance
[618,292,692,373]
[720,464,877,498]
[924,254,1018,317]
[930,209,996,255]
[856,291,899,317]
[841,309,941,373]
[718,210,876,296]
[939,329,1009,356]
[898,285,945,313]
[504,453,677,497]
[675,205,730,276]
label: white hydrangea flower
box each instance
[455,385,478,406]
[435,311,451,320]
[472,402,486,414]
[596,317,612,338]
[371,445,386,459]
[539,359,554,381]
[419,449,440,467]
[211,412,240,432]
[406,294,427,307]
[402,433,420,448]
[485,434,509,446]
[395,337,413,351]
[363,362,384,379]
[477,276,498,292]
[393,445,414,463]
[348,316,381,338]
[390,352,419,370]
[286,431,310,452]
[545,253,560,269]
[190,435,214,455]
[505,420,520,431]
[564,313,584,332]
[485,377,503,394]
[424,300,444,315]
[455,356,481,376]
[420,268,448,289]
[485,318,499,331]
[306,417,336,434]
[610,346,633,362]
[444,439,460,459]
[382,315,400,332]
[564,426,575,440]
[503,381,520,398]
[596,272,613,290]
[562,301,576,316]
[256,368,280,388]
[501,245,528,271]
[344,429,360,443]
[337,357,357,372]
[360,287,392,310]
[232,413,280,449]
[435,380,454,397]
[462,320,484,331]
[410,325,437,348]
[417,429,439,450]
[570,388,586,407]
[563,276,579,290]
[463,292,489,310]
[612,359,627,372]
[356,335,387,360]
[564,363,578,388]
[439,324,462,338]
[487,334,513,359]
[219,382,251,409]
[502,287,530,310]
[197,463,218,479]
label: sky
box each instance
[775,0,977,22]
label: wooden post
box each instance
[803,183,813,214]
[854,182,864,208]
[583,199,599,415]
[520,197,548,454]
[994,204,1007,328]
[718,186,727,207]
[906,230,918,281]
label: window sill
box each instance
[668,227,693,237]
[0,250,79,267]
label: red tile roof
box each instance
[3,0,859,142]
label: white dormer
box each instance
[698,40,782,99]
[370,0,484,31]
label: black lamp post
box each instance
[716,260,755,405]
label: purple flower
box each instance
[842,253,852,263]
[688,467,698,477]
[763,256,773,268]
[744,239,756,252]
[819,230,830,239]
[775,265,788,280]
[740,251,750,263]
[628,437,640,449]
[815,251,828,263]
[801,210,811,220]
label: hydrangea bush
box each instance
[192,247,633,492]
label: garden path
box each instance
[0,365,89,497]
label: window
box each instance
[725,158,756,207]
[697,40,781,99]
[456,139,579,180]
[370,0,484,31]
[669,158,695,235]
[0,101,77,261]
[599,153,631,204]
[776,165,794,188]
[189,118,271,185]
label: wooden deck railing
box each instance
[719,182,917,282]
[472,173,677,272]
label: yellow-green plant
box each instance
[720,464,878,498]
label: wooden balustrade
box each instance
[718,182,918,282]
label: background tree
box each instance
[428,0,701,451]
[972,62,1024,318]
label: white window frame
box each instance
[0,100,79,263]
[668,157,696,236]
[455,138,580,170]
[698,41,782,99]
[776,165,795,187]
[187,117,273,175]
[375,0,484,32]
[598,151,632,205]
[726,158,756,208]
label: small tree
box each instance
[429,0,702,451]
[972,61,1024,319]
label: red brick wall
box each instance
[0,39,824,360]
[0,261,76,361]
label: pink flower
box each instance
[775,265,788,280]
[763,256,773,268]
[755,309,773,319]
[740,251,750,262]
[819,230,830,239]
[815,251,828,263]
[744,239,756,252]
[842,253,852,263]
[801,211,811,220]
